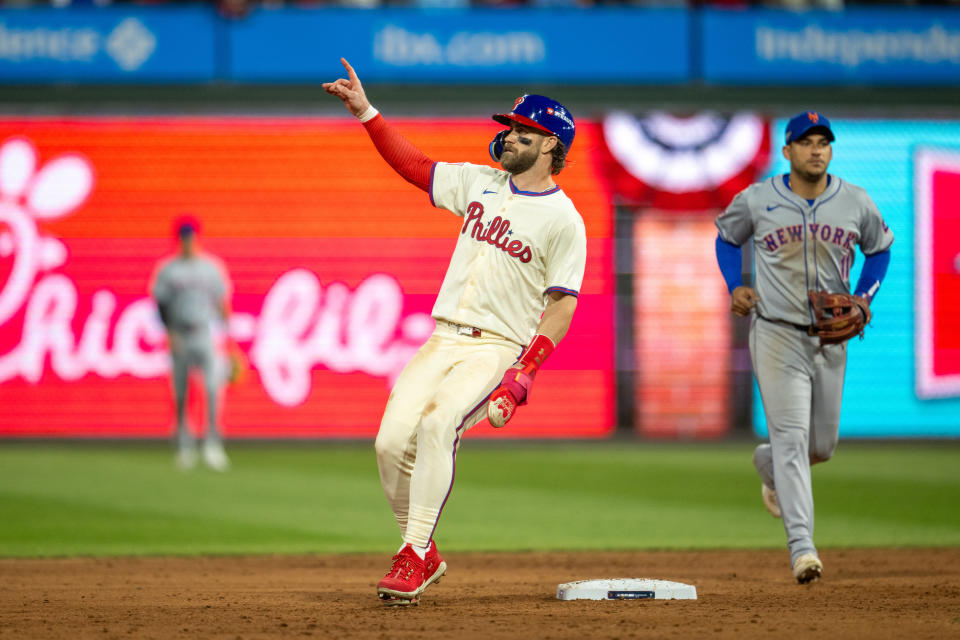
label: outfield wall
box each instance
[0,116,956,439]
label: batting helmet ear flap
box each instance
[489,129,508,162]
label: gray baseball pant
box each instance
[170,329,223,449]
[749,316,846,566]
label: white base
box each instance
[556,578,697,601]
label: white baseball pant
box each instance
[375,321,521,548]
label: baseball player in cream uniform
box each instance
[323,59,586,605]
[715,111,893,583]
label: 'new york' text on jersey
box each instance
[715,174,894,326]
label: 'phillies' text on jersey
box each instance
[461,201,533,263]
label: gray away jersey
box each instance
[152,254,229,331]
[716,174,894,326]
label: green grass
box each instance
[0,441,958,557]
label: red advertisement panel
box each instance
[0,117,614,438]
[915,148,960,398]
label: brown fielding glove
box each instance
[808,290,871,346]
[227,342,249,385]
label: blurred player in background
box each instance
[714,111,893,583]
[324,58,586,605]
[151,217,233,472]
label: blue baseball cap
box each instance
[174,215,200,239]
[785,111,835,143]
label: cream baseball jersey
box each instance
[429,162,587,346]
[716,175,894,326]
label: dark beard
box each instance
[795,166,826,183]
[501,149,538,174]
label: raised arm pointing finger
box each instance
[322,57,370,118]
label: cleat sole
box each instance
[796,568,821,584]
[379,593,419,606]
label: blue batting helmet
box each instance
[492,94,575,150]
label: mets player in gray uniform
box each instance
[714,111,893,583]
[152,219,232,472]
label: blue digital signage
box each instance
[0,7,216,82]
[227,8,691,83]
[703,8,960,86]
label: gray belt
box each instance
[172,322,206,335]
[758,314,817,336]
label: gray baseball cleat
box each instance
[174,447,198,471]
[792,553,823,584]
[202,440,230,472]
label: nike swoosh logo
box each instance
[483,189,497,195]
[766,205,782,211]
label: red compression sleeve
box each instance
[362,114,433,193]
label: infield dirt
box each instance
[2,548,958,639]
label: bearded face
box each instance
[501,143,539,174]
[500,125,550,175]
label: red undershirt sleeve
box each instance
[362,113,434,193]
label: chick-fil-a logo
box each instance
[0,137,433,405]
[251,270,434,406]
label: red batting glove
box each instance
[487,367,535,428]
[486,334,555,428]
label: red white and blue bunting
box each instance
[598,111,771,211]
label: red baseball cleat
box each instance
[377,541,447,606]
[377,544,424,602]
[424,540,447,590]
